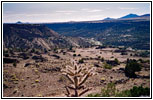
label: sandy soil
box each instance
[3,47,150,97]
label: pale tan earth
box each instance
[3,47,150,97]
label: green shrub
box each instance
[103,62,112,69]
[115,90,131,97]
[87,93,101,97]
[138,59,150,63]
[79,58,84,64]
[98,56,101,59]
[9,49,14,55]
[101,82,116,97]
[58,75,67,82]
[101,57,104,62]
[4,53,9,57]
[73,54,76,57]
[116,86,150,97]
[130,86,150,97]
[121,52,128,55]
[78,54,81,56]
[63,52,66,55]
[31,48,35,53]
[87,82,116,97]
[87,84,150,97]
[13,62,17,67]
[125,59,141,78]
[69,46,73,51]
[139,51,150,57]
[114,58,120,65]
[3,49,8,54]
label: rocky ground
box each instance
[3,47,150,97]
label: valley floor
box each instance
[3,47,150,97]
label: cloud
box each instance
[89,15,103,18]
[81,8,90,11]
[87,9,102,12]
[81,8,103,12]
[56,10,77,13]
[4,13,52,17]
[118,7,139,10]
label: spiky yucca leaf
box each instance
[62,60,95,97]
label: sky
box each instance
[3,2,150,23]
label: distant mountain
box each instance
[103,13,149,20]
[119,13,139,19]
[16,21,23,24]
[140,14,150,17]
[103,17,114,20]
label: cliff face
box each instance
[3,24,93,50]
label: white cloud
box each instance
[81,8,90,11]
[87,9,103,12]
[56,10,77,13]
[4,13,52,17]
[80,8,103,12]
[89,15,104,19]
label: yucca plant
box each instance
[62,61,95,97]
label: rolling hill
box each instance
[45,14,150,50]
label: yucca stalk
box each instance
[62,60,95,97]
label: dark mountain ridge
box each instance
[104,17,114,20]
[119,13,139,19]
[102,13,150,21]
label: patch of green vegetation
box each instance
[13,62,17,67]
[101,57,104,62]
[121,52,128,55]
[78,54,81,56]
[138,59,150,63]
[79,58,84,64]
[114,58,120,65]
[58,75,67,82]
[101,82,116,97]
[125,59,141,78]
[87,83,150,97]
[139,51,150,57]
[88,93,101,97]
[130,86,150,97]
[135,51,150,57]
[73,54,76,57]
[4,53,9,57]
[115,90,131,97]
[87,82,116,97]
[98,56,101,59]
[31,48,36,53]
[69,46,73,51]
[103,62,112,69]
[116,86,150,97]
